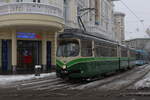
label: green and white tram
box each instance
[56,29,137,79]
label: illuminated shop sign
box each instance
[16,32,42,39]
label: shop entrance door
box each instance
[2,40,11,72]
[47,41,51,71]
[17,40,41,72]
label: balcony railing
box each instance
[86,25,106,34]
[86,25,114,40]
[0,2,64,19]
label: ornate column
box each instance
[12,29,17,74]
[42,32,47,72]
[51,33,57,70]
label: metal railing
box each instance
[86,25,106,34]
[0,2,64,19]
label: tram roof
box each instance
[59,29,119,45]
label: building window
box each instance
[95,0,100,25]
[16,0,23,2]
[33,0,40,3]
[64,0,68,23]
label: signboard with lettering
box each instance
[16,32,42,39]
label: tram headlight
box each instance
[62,65,67,69]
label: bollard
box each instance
[35,65,41,76]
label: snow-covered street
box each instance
[132,72,150,89]
[1,65,150,91]
[1,65,150,100]
[0,73,55,86]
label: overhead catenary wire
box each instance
[119,0,146,32]
[120,0,145,26]
[120,0,141,21]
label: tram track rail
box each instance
[5,74,57,87]
[100,64,150,97]
[2,64,150,98]
[13,76,82,91]
[71,65,149,90]
[71,64,150,97]
[120,66,150,91]
[96,64,150,91]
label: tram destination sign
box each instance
[16,32,42,39]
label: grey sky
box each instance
[114,0,150,40]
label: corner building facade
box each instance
[64,0,119,40]
[0,0,64,73]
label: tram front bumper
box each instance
[61,69,68,74]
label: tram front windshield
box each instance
[57,40,79,57]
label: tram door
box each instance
[47,41,51,71]
[17,41,41,72]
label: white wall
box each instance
[63,0,116,40]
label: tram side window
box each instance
[81,40,92,57]
[95,42,106,57]
[130,50,136,58]
[101,44,109,57]
[121,47,128,57]
[95,47,101,57]
[95,42,117,57]
[103,43,117,57]
[136,52,143,60]
[95,42,100,57]
[111,46,117,57]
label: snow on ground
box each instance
[72,65,150,90]
[0,72,56,85]
[134,72,150,89]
